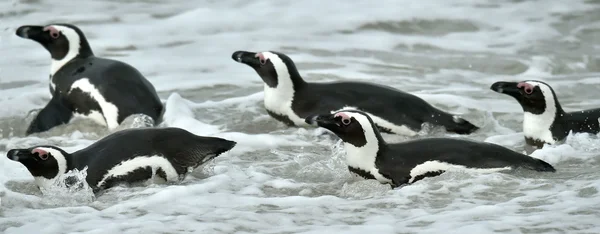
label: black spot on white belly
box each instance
[375,124,393,134]
[348,166,376,180]
[525,137,547,149]
[156,168,168,181]
[410,170,445,184]
[68,88,103,116]
[98,166,153,191]
[266,110,295,126]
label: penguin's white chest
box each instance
[68,78,121,129]
[523,112,556,144]
[344,142,392,184]
[97,155,180,188]
[263,85,306,126]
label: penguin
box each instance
[15,23,164,135]
[490,80,600,149]
[231,50,479,136]
[6,127,236,193]
[305,110,555,188]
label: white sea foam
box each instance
[1,0,600,233]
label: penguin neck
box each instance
[342,125,389,174]
[50,38,94,77]
[522,99,564,144]
[263,63,307,114]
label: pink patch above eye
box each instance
[31,148,48,156]
[333,112,350,123]
[256,53,267,64]
[43,26,60,39]
[517,82,534,94]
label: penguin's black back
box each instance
[291,81,477,134]
[71,127,236,189]
[555,108,600,139]
[293,81,435,131]
[375,138,555,186]
[53,56,164,124]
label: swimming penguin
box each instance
[231,50,479,136]
[6,127,236,193]
[491,80,600,149]
[305,110,555,188]
[15,23,164,135]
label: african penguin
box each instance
[305,110,555,188]
[231,50,479,136]
[491,80,600,149]
[16,23,164,135]
[6,127,236,193]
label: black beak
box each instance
[6,149,33,162]
[231,51,260,67]
[15,25,48,43]
[490,81,522,99]
[305,113,339,130]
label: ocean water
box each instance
[1,0,600,233]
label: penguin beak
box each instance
[231,51,261,67]
[16,25,50,44]
[6,149,33,162]
[490,81,522,99]
[305,114,340,131]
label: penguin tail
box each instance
[202,137,237,156]
[429,112,479,135]
[526,158,556,172]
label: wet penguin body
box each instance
[231,50,479,136]
[306,110,555,188]
[16,23,164,135]
[7,127,236,193]
[491,80,600,149]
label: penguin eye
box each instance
[49,31,59,39]
[524,87,533,95]
[39,154,49,160]
[341,118,351,126]
[259,58,267,65]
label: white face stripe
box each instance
[260,52,306,126]
[32,147,68,188]
[96,156,180,188]
[522,81,557,144]
[49,25,81,77]
[408,160,511,184]
[336,111,391,184]
[332,106,418,136]
[69,78,120,129]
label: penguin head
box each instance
[7,146,70,187]
[16,23,93,67]
[305,109,384,148]
[231,50,305,89]
[490,80,560,115]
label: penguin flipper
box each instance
[25,95,73,135]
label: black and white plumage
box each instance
[231,50,479,136]
[16,23,164,135]
[6,127,236,193]
[491,80,600,149]
[305,110,556,188]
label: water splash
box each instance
[128,114,156,129]
[39,167,95,206]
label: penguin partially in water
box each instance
[7,127,236,193]
[491,80,600,149]
[306,110,555,188]
[231,50,479,136]
[16,23,164,135]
